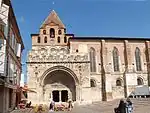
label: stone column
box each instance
[75,85,79,102]
[101,40,106,101]
[45,89,51,104]
[146,41,150,86]
[40,86,44,103]
[124,40,136,97]
[80,84,82,101]
[59,91,61,102]
[101,40,112,101]
[124,40,133,72]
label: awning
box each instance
[21,91,27,101]
[130,85,150,96]
[22,87,37,93]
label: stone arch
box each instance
[135,47,142,71]
[40,66,79,102]
[113,47,120,72]
[116,78,123,86]
[137,77,144,85]
[50,28,55,38]
[89,47,96,72]
[90,78,97,87]
[40,66,79,86]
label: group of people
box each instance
[49,99,73,112]
[26,101,32,108]
[49,98,133,113]
[115,98,133,113]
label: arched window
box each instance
[116,79,122,86]
[37,37,40,43]
[50,28,55,38]
[44,36,47,43]
[90,47,96,72]
[58,30,62,35]
[113,47,119,72]
[57,37,60,43]
[90,79,96,87]
[135,47,142,71]
[137,77,143,85]
[64,37,67,43]
[43,30,46,34]
[64,28,66,33]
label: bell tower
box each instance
[31,10,74,46]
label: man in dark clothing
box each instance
[115,99,126,113]
[126,98,133,113]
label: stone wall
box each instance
[112,86,124,99]
[28,10,149,104]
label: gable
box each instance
[40,10,65,29]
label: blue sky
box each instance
[11,0,150,82]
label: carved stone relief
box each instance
[82,76,90,87]
[27,46,89,63]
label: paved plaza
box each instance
[11,98,150,113]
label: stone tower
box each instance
[27,10,91,105]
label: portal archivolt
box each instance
[40,66,79,102]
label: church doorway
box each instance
[61,90,68,102]
[52,90,59,102]
[43,67,78,102]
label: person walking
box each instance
[68,99,73,111]
[126,98,133,113]
[115,99,126,113]
[49,99,55,112]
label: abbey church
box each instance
[27,10,150,105]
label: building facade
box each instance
[27,10,150,105]
[0,0,24,112]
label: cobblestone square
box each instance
[11,98,150,113]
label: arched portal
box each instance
[41,66,79,102]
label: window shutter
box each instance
[17,43,21,57]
